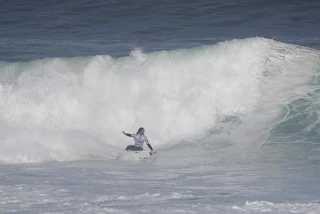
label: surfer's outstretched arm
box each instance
[122,131,132,137]
[147,142,153,151]
[145,137,154,151]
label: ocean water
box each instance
[1,0,320,213]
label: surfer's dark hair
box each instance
[137,127,144,134]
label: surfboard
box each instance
[117,150,157,160]
[132,150,157,159]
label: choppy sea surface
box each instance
[1,0,320,213]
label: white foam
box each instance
[232,201,320,214]
[95,192,190,203]
[0,37,319,163]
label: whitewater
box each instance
[0,37,320,213]
[0,37,319,162]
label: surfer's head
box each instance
[137,127,145,135]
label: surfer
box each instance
[122,127,155,153]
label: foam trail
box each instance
[0,37,319,163]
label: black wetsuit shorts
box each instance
[126,145,143,151]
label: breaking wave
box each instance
[0,37,319,163]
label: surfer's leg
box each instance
[135,146,143,151]
[126,145,135,151]
[126,145,143,151]
[130,146,143,151]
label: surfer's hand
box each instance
[149,150,156,156]
[122,131,126,135]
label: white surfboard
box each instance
[134,151,150,159]
[117,150,157,160]
[131,150,157,159]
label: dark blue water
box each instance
[1,0,320,61]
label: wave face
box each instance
[0,37,319,163]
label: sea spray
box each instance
[0,37,319,163]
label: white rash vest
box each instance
[132,134,149,148]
